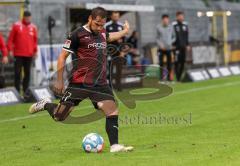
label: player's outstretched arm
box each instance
[54,49,70,94]
[108,20,129,42]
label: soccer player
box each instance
[172,11,190,82]
[29,7,133,153]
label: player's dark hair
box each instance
[111,11,120,15]
[176,11,184,16]
[23,11,31,17]
[162,14,169,19]
[91,7,107,19]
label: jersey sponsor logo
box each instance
[88,42,107,49]
[64,40,71,48]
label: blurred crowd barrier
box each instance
[32,44,63,86]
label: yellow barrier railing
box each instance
[0,0,25,19]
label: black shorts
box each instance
[60,83,115,109]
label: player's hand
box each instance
[160,47,166,51]
[33,52,38,59]
[53,81,65,95]
[2,56,9,64]
[171,46,176,51]
[8,51,13,57]
[123,20,130,35]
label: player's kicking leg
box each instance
[29,84,82,121]
[29,98,133,152]
[29,87,133,152]
[29,98,74,121]
[29,98,52,114]
[96,100,134,152]
[29,90,77,121]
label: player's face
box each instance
[162,17,169,25]
[133,31,138,38]
[89,16,106,33]
[23,16,32,24]
[111,12,120,22]
[177,14,184,22]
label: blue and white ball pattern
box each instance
[82,133,104,153]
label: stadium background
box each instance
[0,0,240,86]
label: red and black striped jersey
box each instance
[63,26,109,86]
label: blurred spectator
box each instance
[7,11,38,93]
[105,11,125,91]
[0,32,8,61]
[173,11,190,82]
[0,32,8,88]
[127,30,138,48]
[126,30,140,65]
[105,11,124,45]
[156,14,175,81]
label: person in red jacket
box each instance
[0,33,8,59]
[7,11,38,93]
[0,33,8,89]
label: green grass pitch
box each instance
[0,76,240,166]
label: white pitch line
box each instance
[0,113,48,123]
[0,105,93,124]
[0,81,240,124]
[173,81,240,95]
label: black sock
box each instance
[44,103,58,118]
[106,115,118,146]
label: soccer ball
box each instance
[82,133,104,153]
